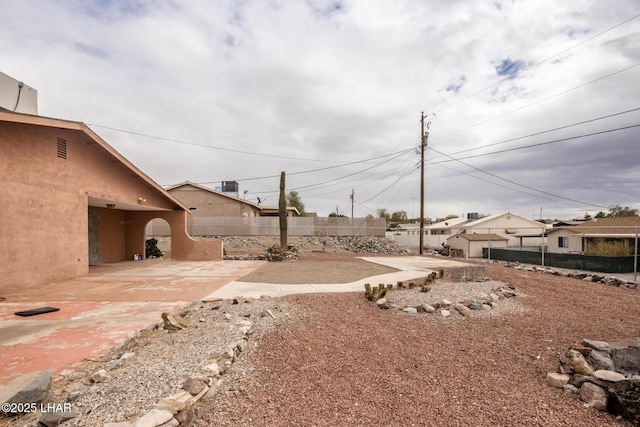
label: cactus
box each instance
[279,171,288,251]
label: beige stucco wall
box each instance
[1,120,222,288]
[169,186,261,217]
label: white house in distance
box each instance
[387,212,548,255]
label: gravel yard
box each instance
[3,250,639,427]
[200,261,640,427]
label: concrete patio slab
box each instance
[0,259,263,385]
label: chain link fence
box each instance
[449,226,639,282]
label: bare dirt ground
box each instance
[199,257,640,427]
[237,251,400,284]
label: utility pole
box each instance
[419,112,429,255]
[350,189,354,219]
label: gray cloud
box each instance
[1,0,639,220]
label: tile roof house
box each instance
[0,111,222,288]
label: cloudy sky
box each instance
[2,0,639,220]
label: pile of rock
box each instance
[264,244,298,262]
[343,236,413,254]
[367,277,519,318]
[546,338,640,425]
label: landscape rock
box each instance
[182,378,207,395]
[582,339,610,353]
[376,298,390,309]
[440,309,451,318]
[568,349,594,376]
[420,303,436,313]
[88,369,110,384]
[454,303,471,317]
[133,408,174,427]
[609,337,640,375]
[587,349,614,371]
[546,372,570,388]
[161,312,185,332]
[38,409,76,427]
[578,382,608,411]
[593,370,626,382]
[608,379,640,426]
[1,371,52,413]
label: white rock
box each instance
[546,372,570,388]
[593,370,626,382]
[133,409,174,427]
[88,369,110,384]
[440,309,451,317]
[205,362,220,376]
[403,307,418,314]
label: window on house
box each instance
[558,236,569,248]
[56,138,67,159]
[189,207,197,211]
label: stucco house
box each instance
[0,111,222,288]
[447,233,509,258]
[166,181,263,217]
[545,217,640,254]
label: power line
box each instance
[428,146,607,209]
[195,147,417,185]
[431,62,640,145]
[428,123,640,164]
[245,149,417,195]
[434,13,640,115]
[429,106,640,161]
[89,123,346,163]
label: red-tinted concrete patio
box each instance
[0,259,263,385]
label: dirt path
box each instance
[201,262,640,427]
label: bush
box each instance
[145,238,163,258]
[584,238,632,256]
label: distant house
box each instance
[0,111,222,288]
[447,233,509,258]
[425,212,546,249]
[546,217,640,254]
[166,181,262,217]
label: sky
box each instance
[2,0,639,220]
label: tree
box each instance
[329,212,346,217]
[595,211,607,218]
[390,210,408,224]
[606,204,639,218]
[377,208,390,223]
[286,191,306,216]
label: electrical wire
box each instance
[431,62,640,145]
[429,106,640,161]
[434,13,640,115]
[428,123,640,164]
[89,123,347,163]
[427,146,607,209]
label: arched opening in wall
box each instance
[145,218,171,259]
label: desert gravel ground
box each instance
[201,260,640,427]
